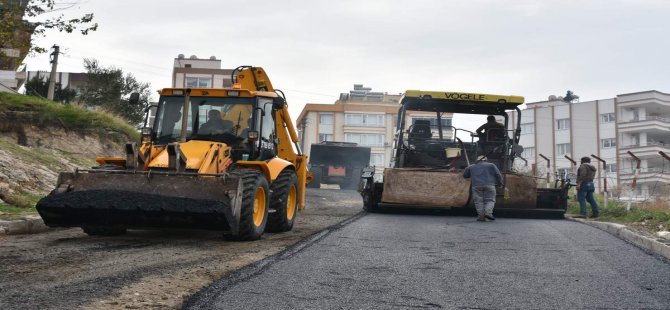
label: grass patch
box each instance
[0,92,139,142]
[6,191,43,209]
[569,194,670,233]
[0,139,69,171]
[0,202,37,214]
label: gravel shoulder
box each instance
[0,188,362,310]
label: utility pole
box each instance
[47,45,60,100]
[626,150,641,210]
[539,153,551,188]
[591,154,607,209]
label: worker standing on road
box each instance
[463,156,503,221]
[576,156,600,218]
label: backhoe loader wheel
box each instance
[266,169,299,233]
[224,169,269,241]
[82,226,127,236]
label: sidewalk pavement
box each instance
[0,215,49,235]
[568,216,670,261]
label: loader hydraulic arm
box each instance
[233,66,275,92]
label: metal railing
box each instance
[619,141,670,150]
[619,115,670,124]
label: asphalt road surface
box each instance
[0,189,362,310]
[187,213,670,310]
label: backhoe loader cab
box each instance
[150,88,283,163]
[360,90,569,217]
[37,67,310,241]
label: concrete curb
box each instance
[568,217,670,261]
[0,215,49,235]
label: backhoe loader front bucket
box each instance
[36,170,243,233]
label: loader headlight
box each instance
[141,127,152,143]
[172,90,184,95]
[248,130,259,141]
[227,90,240,97]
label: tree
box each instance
[24,74,76,103]
[0,0,98,68]
[79,59,151,125]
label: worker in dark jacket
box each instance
[476,115,505,142]
[463,157,503,221]
[577,156,600,217]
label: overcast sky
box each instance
[24,0,670,125]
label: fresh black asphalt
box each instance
[186,213,670,309]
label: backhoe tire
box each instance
[82,226,127,236]
[266,169,299,233]
[224,169,269,241]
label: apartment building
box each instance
[172,54,233,88]
[509,90,670,199]
[25,71,87,92]
[297,84,453,174]
[0,0,32,92]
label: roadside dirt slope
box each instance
[0,93,132,208]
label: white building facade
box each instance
[297,85,453,174]
[509,90,670,199]
[172,54,233,88]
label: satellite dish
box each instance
[177,54,185,59]
[548,95,557,100]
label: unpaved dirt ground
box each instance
[0,189,362,310]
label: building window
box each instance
[345,113,385,127]
[520,123,534,134]
[556,119,570,131]
[521,147,535,159]
[600,113,615,123]
[319,113,334,135]
[319,113,333,125]
[556,143,571,156]
[412,117,452,130]
[601,138,616,148]
[319,133,333,143]
[185,77,211,88]
[370,153,385,166]
[606,163,617,173]
[345,133,385,147]
[556,168,570,179]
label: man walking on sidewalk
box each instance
[463,156,503,221]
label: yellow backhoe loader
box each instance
[37,66,310,240]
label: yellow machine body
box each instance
[37,67,310,240]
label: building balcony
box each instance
[342,125,387,133]
[617,91,670,109]
[619,142,670,159]
[619,168,670,184]
[618,117,670,134]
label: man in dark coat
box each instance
[577,156,600,218]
